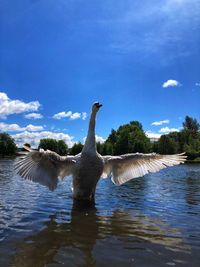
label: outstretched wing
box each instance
[15,149,77,190]
[102,153,187,185]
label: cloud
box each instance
[0,92,40,119]
[152,119,170,126]
[95,135,106,143]
[162,80,180,88]
[146,127,179,139]
[195,82,200,87]
[159,127,179,133]
[0,122,44,132]
[70,112,81,120]
[82,112,87,120]
[83,135,105,144]
[24,113,43,119]
[145,131,161,139]
[12,131,75,148]
[53,111,72,120]
[53,111,87,120]
[25,125,44,131]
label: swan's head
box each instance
[92,102,103,112]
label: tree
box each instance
[39,138,58,152]
[183,116,199,133]
[157,135,179,154]
[180,116,200,159]
[57,140,68,155]
[106,129,117,145]
[0,133,17,156]
[153,116,200,159]
[38,138,68,155]
[104,121,151,155]
[70,142,83,155]
[130,121,143,130]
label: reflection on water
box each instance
[0,160,200,267]
[10,207,188,267]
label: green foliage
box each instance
[57,140,69,155]
[101,121,151,155]
[70,142,83,155]
[0,133,17,156]
[154,116,200,159]
[183,116,199,133]
[106,129,117,145]
[38,138,68,155]
[39,138,58,152]
[97,141,114,155]
[156,135,179,154]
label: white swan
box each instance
[15,102,186,201]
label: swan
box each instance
[15,102,186,201]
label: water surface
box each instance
[0,159,200,266]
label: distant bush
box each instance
[38,138,68,155]
[97,121,151,155]
[0,133,17,156]
[152,116,200,159]
[69,142,83,155]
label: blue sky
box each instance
[0,0,200,147]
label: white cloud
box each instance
[53,111,87,120]
[82,112,87,120]
[25,125,44,131]
[95,135,106,143]
[0,123,22,132]
[146,126,180,139]
[83,135,106,144]
[145,131,161,139]
[0,92,40,119]
[0,122,43,132]
[53,111,72,120]
[70,112,81,120]
[162,80,180,88]
[195,82,200,87]
[159,127,179,133]
[152,119,170,126]
[12,131,75,148]
[24,113,43,119]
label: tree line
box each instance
[0,116,199,160]
[152,116,200,160]
[95,116,200,160]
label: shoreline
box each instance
[186,160,200,163]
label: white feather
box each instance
[103,153,187,185]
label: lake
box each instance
[0,159,200,267]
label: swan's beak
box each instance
[94,102,103,108]
[97,103,103,108]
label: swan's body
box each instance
[15,102,186,201]
[72,152,103,200]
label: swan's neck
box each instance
[82,111,97,154]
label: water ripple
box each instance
[0,160,200,266]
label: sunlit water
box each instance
[0,159,200,267]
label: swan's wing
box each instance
[102,153,187,185]
[14,149,77,190]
